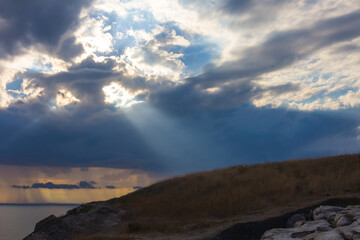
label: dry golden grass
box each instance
[109,154,360,220]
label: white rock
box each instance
[334,213,352,227]
[313,206,344,223]
[313,229,344,240]
[261,205,360,240]
[261,220,330,240]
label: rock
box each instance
[294,221,306,227]
[34,215,58,232]
[312,206,344,223]
[316,226,332,232]
[24,203,125,240]
[313,229,344,240]
[346,206,360,221]
[334,213,352,227]
[261,205,360,240]
[287,214,306,228]
[291,230,315,238]
[261,220,331,240]
[338,222,360,239]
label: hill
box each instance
[25,154,360,240]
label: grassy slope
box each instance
[112,154,360,219]
[80,154,360,239]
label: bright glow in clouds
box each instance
[0,0,359,111]
[74,14,114,61]
[72,0,360,110]
[0,49,68,108]
[103,82,143,108]
[56,89,80,107]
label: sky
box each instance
[0,0,360,203]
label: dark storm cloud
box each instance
[0,56,167,171]
[180,0,287,27]
[11,185,30,189]
[2,93,360,174]
[220,0,253,13]
[220,0,286,14]
[0,107,162,171]
[148,104,360,171]
[199,106,360,164]
[11,181,97,190]
[221,0,289,24]
[0,0,92,59]
[57,37,84,61]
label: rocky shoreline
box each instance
[24,198,360,240]
[211,198,360,240]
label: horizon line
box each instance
[0,203,80,206]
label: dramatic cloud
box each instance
[150,10,360,113]
[0,108,162,170]
[0,0,92,58]
[0,0,359,179]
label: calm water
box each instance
[0,204,78,240]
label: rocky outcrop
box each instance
[23,202,125,240]
[262,205,360,240]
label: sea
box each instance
[0,204,78,240]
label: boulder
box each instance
[261,220,331,239]
[334,213,352,227]
[312,206,344,223]
[262,205,360,240]
[313,229,344,240]
[287,214,306,228]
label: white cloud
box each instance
[121,26,190,81]
[92,0,128,18]
[92,0,232,61]
[116,32,124,39]
[21,77,45,100]
[0,48,68,108]
[103,82,143,108]
[251,34,360,111]
[74,15,114,61]
[339,91,360,108]
[132,13,145,22]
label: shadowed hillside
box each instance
[111,154,360,219]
